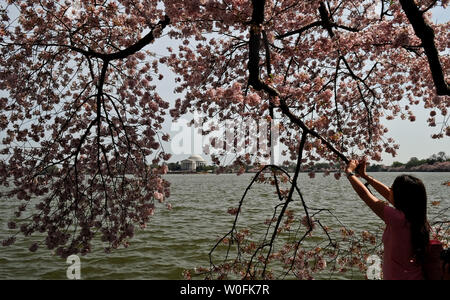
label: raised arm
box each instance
[356,159,394,206]
[346,160,386,221]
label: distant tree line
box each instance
[167,162,217,173]
[167,152,450,174]
[372,152,450,172]
[387,151,448,169]
[167,162,182,171]
[280,152,450,173]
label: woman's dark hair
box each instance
[392,175,430,263]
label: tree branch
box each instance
[399,0,449,96]
[247,0,349,164]
[276,21,323,39]
[28,16,171,63]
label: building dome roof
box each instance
[188,154,206,162]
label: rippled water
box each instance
[0,172,448,280]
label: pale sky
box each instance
[380,107,449,165]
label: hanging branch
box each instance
[260,130,309,278]
[399,0,449,96]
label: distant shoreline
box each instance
[166,170,450,175]
[168,158,450,174]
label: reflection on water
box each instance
[0,172,448,280]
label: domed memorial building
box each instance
[180,155,206,171]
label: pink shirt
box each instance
[382,205,423,280]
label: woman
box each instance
[345,159,429,280]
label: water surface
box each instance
[0,172,448,280]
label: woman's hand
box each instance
[356,158,368,179]
[345,160,358,175]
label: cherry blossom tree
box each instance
[1,0,449,279]
[0,0,172,256]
